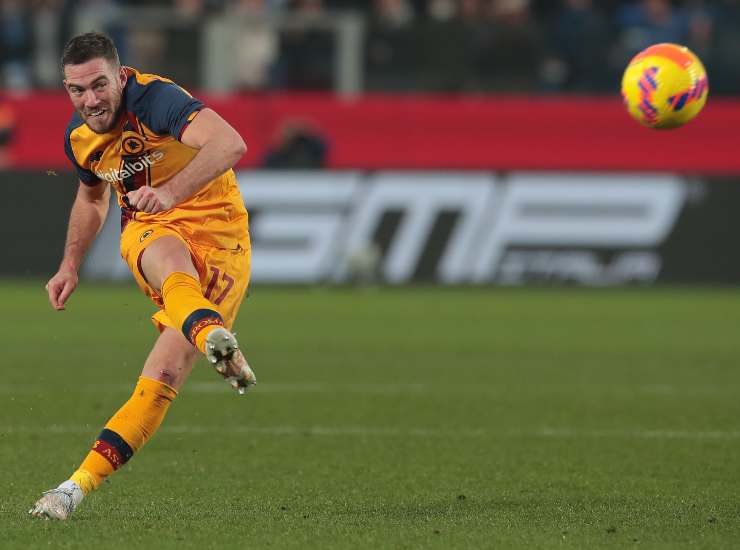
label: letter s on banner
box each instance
[239,172,362,283]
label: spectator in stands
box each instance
[442,0,493,91]
[323,0,366,11]
[262,119,329,169]
[5,0,738,95]
[426,0,455,21]
[265,0,288,11]
[365,0,417,90]
[375,0,414,27]
[227,0,279,91]
[615,0,689,58]
[0,0,33,91]
[174,0,204,18]
[613,0,737,92]
[69,0,128,66]
[274,0,334,90]
[406,0,479,92]
[542,0,611,92]
[158,0,204,87]
[289,0,323,16]
[459,0,483,20]
[70,0,124,35]
[687,0,739,94]
[718,0,740,91]
[473,0,545,92]
[459,0,499,88]
[683,1,717,62]
[32,0,64,89]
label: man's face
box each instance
[63,58,127,134]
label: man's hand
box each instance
[125,186,175,214]
[46,268,79,311]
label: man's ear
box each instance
[118,66,127,88]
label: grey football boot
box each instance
[205,328,257,395]
[29,480,84,520]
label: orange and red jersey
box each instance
[63,67,248,250]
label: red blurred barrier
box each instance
[7,93,740,173]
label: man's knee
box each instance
[152,369,178,386]
[147,341,199,387]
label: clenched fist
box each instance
[125,186,175,214]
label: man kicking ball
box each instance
[30,31,256,520]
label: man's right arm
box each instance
[46,180,110,310]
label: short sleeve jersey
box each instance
[63,67,248,249]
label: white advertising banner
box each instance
[82,171,687,285]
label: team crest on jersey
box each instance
[122,133,146,155]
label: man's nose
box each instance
[83,90,99,108]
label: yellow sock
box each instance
[160,271,225,353]
[70,377,177,495]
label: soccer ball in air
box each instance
[621,43,708,129]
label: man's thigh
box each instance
[120,222,190,310]
[121,221,251,331]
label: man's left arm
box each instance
[125,108,246,213]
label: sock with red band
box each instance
[69,376,177,495]
[160,271,225,352]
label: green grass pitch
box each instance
[1,281,740,549]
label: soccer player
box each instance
[29,32,256,520]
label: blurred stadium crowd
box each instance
[1,0,739,95]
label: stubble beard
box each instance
[83,92,123,134]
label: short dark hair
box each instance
[61,32,120,72]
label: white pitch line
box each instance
[535,428,740,440]
[0,381,737,396]
[1,425,740,440]
[0,424,485,438]
[184,382,438,395]
[0,382,463,396]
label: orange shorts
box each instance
[120,220,251,332]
